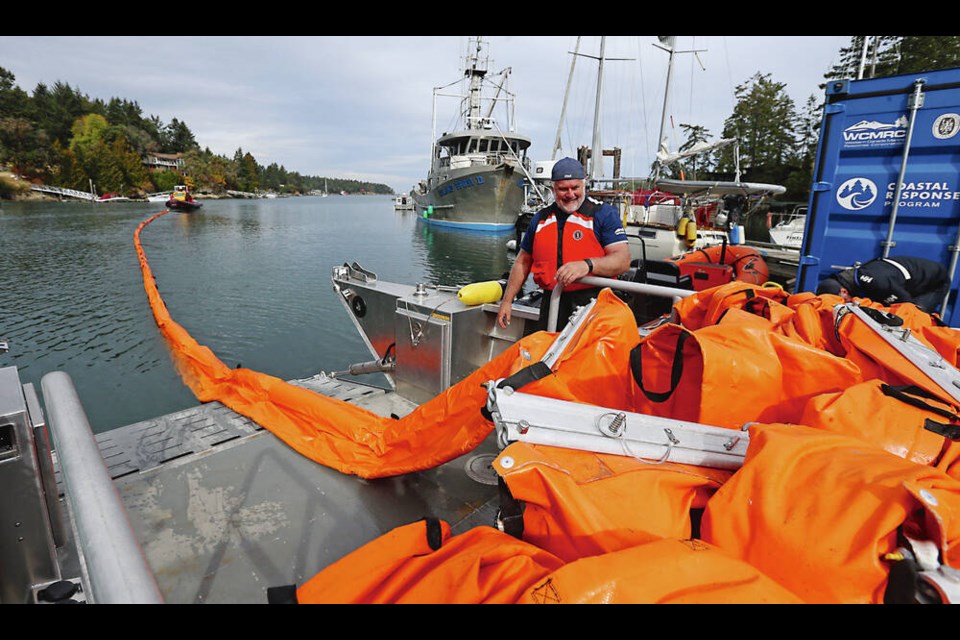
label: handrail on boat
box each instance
[545,275,694,332]
[40,371,164,604]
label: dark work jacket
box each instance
[847,256,950,310]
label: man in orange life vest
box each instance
[497,157,630,332]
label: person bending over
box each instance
[497,157,630,332]
[816,255,950,314]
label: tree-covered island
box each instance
[0,68,393,200]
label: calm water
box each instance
[0,195,514,433]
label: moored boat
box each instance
[550,37,786,264]
[767,205,806,249]
[96,192,134,203]
[411,37,533,233]
[165,185,202,211]
[393,192,414,211]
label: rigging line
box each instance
[686,36,696,136]
[634,36,650,177]
[721,36,738,140]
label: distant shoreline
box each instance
[1,172,389,202]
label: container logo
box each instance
[933,113,960,140]
[842,117,908,149]
[836,178,878,210]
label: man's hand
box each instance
[555,260,591,287]
[497,300,512,328]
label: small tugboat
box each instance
[165,185,202,211]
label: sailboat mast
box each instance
[590,37,606,181]
[552,36,582,161]
[654,36,676,180]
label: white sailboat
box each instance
[553,36,785,263]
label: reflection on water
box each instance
[0,196,518,432]
[412,218,513,286]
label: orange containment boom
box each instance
[133,210,551,478]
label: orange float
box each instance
[669,244,769,291]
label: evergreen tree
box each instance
[782,94,823,199]
[0,117,45,177]
[894,36,960,74]
[715,73,797,186]
[237,151,259,192]
[0,67,30,119]
[673,123,711,180]
[162,118,198,153]
[43,81,90,146]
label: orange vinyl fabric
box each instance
[701,422,960,604]
[296,518,565,604]
[295,519,804,604]
[669,245,770,288]
[135,211,557,478]
[627,320,863,429]
[514,538,805,604]
[501,288,643,411]
[798,380,960,468]
[492,441,730,562]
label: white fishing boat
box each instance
[411,37,534,232]
[394,192,414,211]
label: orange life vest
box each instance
[531,201,605,292]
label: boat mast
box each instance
[655,36,676,180]
[484,67,513,131]
[573,37,631,183]
[651,36,705,181]
[465,36,488,130]
[553,36,582,161]
[589,37,607,182]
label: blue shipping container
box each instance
[796,66,960,325]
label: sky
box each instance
[0,35,853,193]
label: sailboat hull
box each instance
[412,163,525,232]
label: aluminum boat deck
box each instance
[70,374,502,604]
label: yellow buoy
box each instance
[457,281,503,306]
[685,218,697,247]
[676,217,688,238]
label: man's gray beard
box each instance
[557,195,585,214]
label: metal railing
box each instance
[30,185,97,201]
[544,275,694,332]
[40,372,164,604]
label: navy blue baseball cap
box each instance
[551,157,586,181]
[815,277,843,296]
